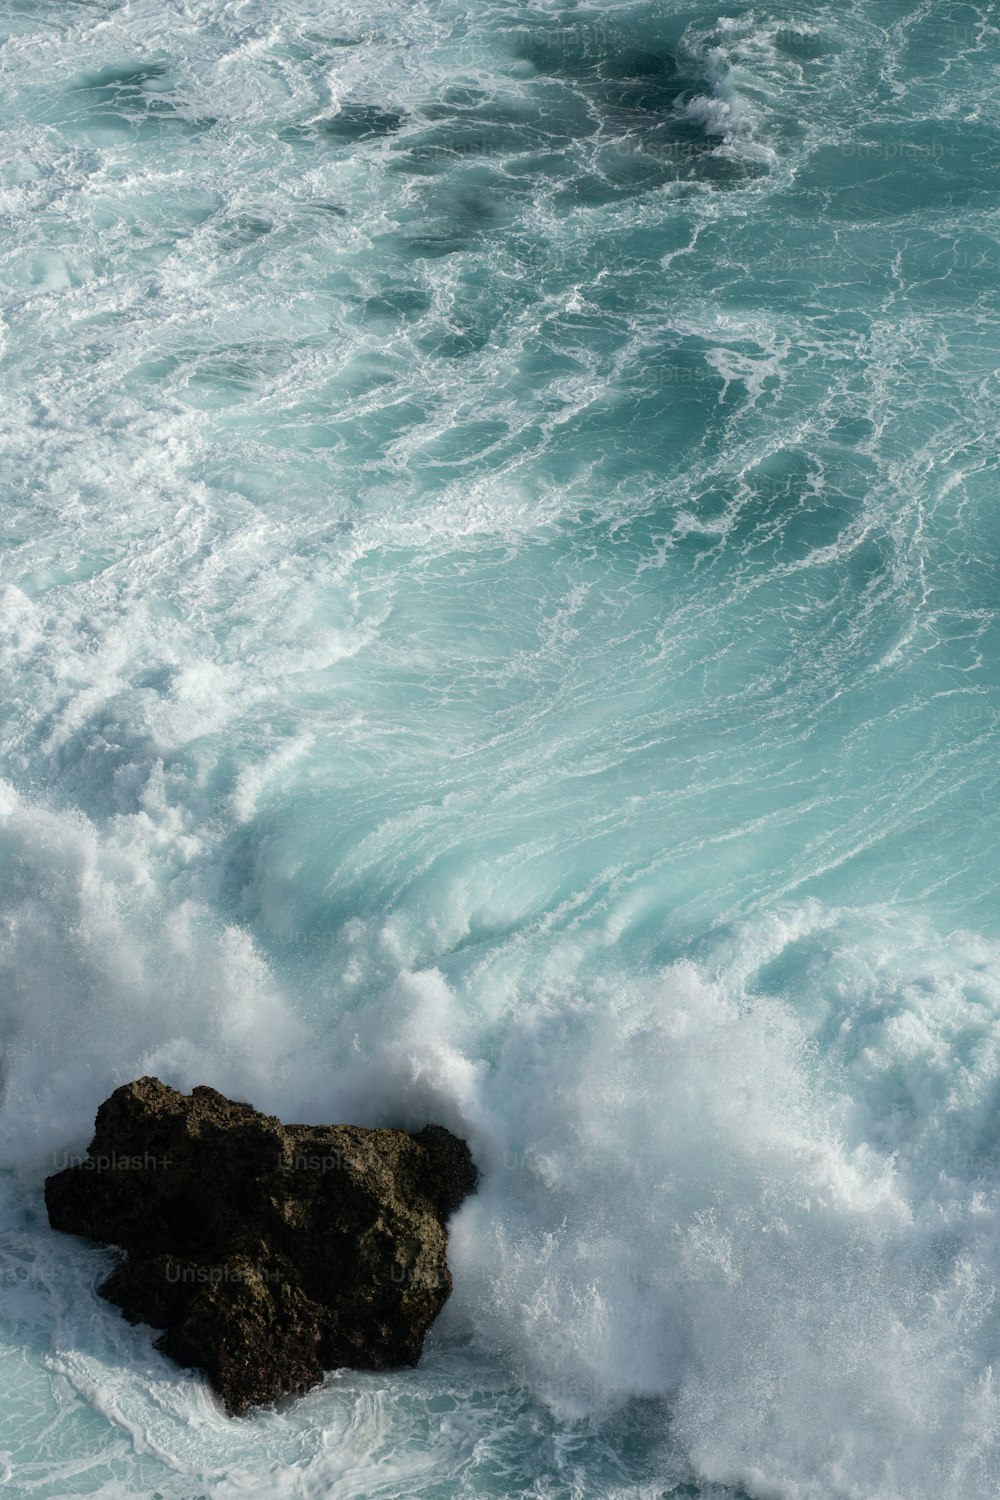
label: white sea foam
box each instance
[3,0,1000,1495]
[6,857,1000,1495]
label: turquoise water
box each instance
[2,0,1000,1494]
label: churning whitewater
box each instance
[2,0,1000,1495]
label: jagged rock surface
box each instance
[44,1078,478,1414]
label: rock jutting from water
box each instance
[44,1077,478,1415]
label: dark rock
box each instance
[44,1078,478,1415]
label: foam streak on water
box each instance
[2,0,1000,1495]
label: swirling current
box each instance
[2,1,1000,1496]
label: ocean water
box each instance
[2,0,1000,1494]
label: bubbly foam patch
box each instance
[6,846,1000,1495]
